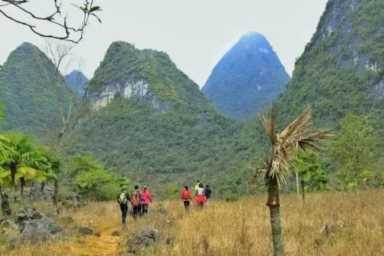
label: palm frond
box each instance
[263,106,332,186]
[262,112,277,144]
[280,106,312,143]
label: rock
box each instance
[16,208,43,230]
[15,207,63,244]
[19,218,63,244]
[78,226,94,236]
[62,194,84,209]
[126,228,160,253]
[111,230,121,236]
[28,183,54,201]
[165,236,175,245]
[0,219,19,230]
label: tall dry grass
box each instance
[139,190,384,256]
[1,190,384,256]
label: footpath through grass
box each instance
[2,190,384,256]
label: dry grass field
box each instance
[1,190,384,256]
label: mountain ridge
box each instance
[0,42,75,137]
[202,32,289,120]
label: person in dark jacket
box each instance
[204,185,212,204]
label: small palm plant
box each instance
[261,107,331,256]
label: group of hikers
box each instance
[117,185,152,224]
[180,180,212,210]
[117,180,212,224]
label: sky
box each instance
[0,0,328,86]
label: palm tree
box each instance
[261,107,331,256]
[1,134,57,198]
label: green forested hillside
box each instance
[277,0,384,128]
[0,43,75,137]
[62,42,265,193]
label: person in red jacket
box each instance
[140,186,152,215]
[194,183,207,208]
[180,186,192,211]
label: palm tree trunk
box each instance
[53,179,58,207]
[301,180,306,203]
[41,182,45,192]
[10,163,17,185]
[0,187,11,216]
[267,176,284,256]
[20,177,25,198]
[295,172,300,197]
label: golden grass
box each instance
[2,190,384,256]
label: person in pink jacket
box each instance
[140,186,152,215]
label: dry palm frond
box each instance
[262,106,332,186]
[280,106,312,143]
[262,114,277,144]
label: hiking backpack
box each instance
[119,193,128,204]
[131,191,140,206]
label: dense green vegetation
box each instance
[273,0,384,194]
[1,0,384,200]
[0,43,75,137]
[66,154,131,201]
[277,0,384,128]
[60,42,267,193]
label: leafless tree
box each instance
[0,0,102,43]
[44,40,74,74]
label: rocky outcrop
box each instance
[126,228,160,254]
[91,80,149,110]
[16,208,63,244]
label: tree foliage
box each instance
[330,113,378,189]
[68,154,131,200]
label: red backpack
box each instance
[181,189,192,200]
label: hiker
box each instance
[131,185,141,219]
[204,185,212,205]
[180,186,192,211]
[195,183,206,207]
[194,180,201,195]
[117,191,129,225]
[140,186,152,215]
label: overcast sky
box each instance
[0,0,328,86]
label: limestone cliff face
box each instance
[90,80,148,109]
[86,41,207,112]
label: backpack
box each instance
[131,191,140,207]
[118,193,128,204]
[181,190,191,200]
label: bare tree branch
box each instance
[0,0,102,43]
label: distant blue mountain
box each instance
[202,32,289,120]
[65,70,88,97]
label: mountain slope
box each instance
[62,42,260,188]
[203,32,289,120]
[277,0,384,127]
[65,70,88,97]
[0,42,75,136]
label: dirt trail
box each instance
[70,225,121,256]
[54,203,125,256]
